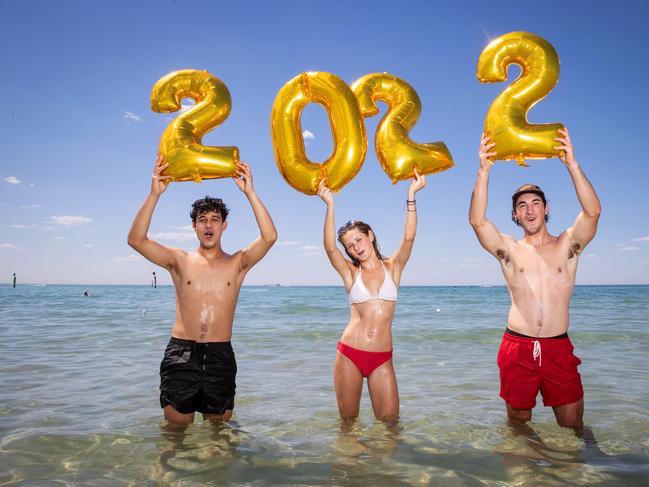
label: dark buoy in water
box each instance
[152,271,157,289]
[12,273,16,288]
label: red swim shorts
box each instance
[497,330,583,409]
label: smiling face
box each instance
[513,193,548,235]
[340,228,375,263]
[193,211,227,249]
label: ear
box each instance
[222,220,228,231]
[368,230,375,242]
[192,221,196,230]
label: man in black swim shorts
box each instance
[128,157,277,425]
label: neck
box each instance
[360,256,382,270]
[197,244,225,259]
[522,226,552,247]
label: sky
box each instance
[1,0,648,286]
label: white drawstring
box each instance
[533,340,542,367]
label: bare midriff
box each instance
[340,300,396,351]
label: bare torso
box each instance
[500,232,580,337]
[341,262,398,351]
[168,250,245,342]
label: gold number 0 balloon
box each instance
[477,32,564,166]
[351,73,454,183]
[151,69,239,182]
[270,72,367,195]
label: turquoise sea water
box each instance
[1,284,648,486]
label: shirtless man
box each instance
[128,156,277,426]
[469,128,601,431]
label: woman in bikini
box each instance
[317,171,426,424]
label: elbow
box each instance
[264,230,278,245]
[469,217,483,229]
[590,204,602,219]
[324,245,337,255]
[127,234,144,250]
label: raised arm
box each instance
[469,134,507,258]
[555,128,601,251]
[233,162,278,272]
[391,170,426,271]
[317,179,353,287]
[127,155,177,269]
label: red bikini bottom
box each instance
[337,341,393,377]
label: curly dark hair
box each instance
[337,220,385,267]
[190,195,229,222]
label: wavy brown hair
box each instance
[337,220,385,267]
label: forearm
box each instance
[566,162,601,217]
[469,169,490,227]
[246,191,278,243]
[323,202,337,252]
[404,190,417,241]
[128,192,159,247]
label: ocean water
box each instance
[0,284,648,486]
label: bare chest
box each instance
[174,256,241,297]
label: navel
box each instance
[187,280,191,285]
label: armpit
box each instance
[496,248,511,265]
[568,242,581,259]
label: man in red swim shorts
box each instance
[469,128,601,431]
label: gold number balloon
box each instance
[151,69,239,182]
[477,32,564,166]
[351,73,454,183]
[270,72,367,195]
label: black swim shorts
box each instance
[160,337,237,415]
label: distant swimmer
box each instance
[83,291,89,297]
[13,273,16,288]
[469,128,601,433]
[128,155,277,426]
[317,171,426,425]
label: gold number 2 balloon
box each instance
[151,69,239,182]
[477,32,564,166]
[270,72,367,195]
[351,73,454,183]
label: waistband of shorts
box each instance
[169,337,233,350]
[504,327,569,340]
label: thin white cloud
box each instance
[301,244,322,256]
[277,240,300,246]
[113,254,143,262]
[617,246,639,252]
[50,216,92,226]
[169,224,194,231]
[303,130,314,140]
[5,176,21,184]
[584,253,597,258]
[0,243,16,248]
[124,111,142,122]
[11,224,36,229]
[84,243,93,248]
[29,183,35,187]
[632,236,649,242]
[53,236,66,240]
[19,204,41,209]
[150,231,195,242]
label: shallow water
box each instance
[1,285,648,485]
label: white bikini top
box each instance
[348,262,398,304]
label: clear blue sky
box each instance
[1,0,648,285]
